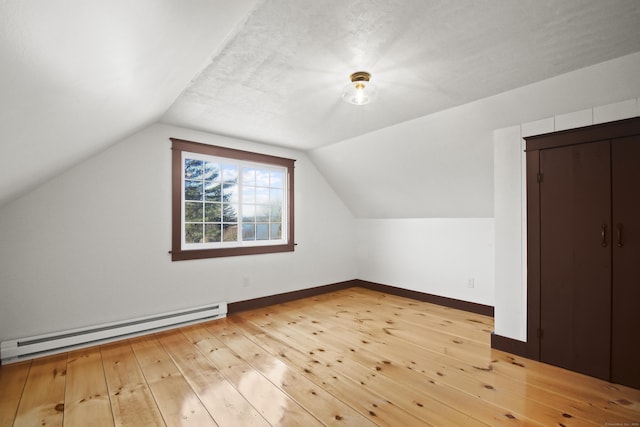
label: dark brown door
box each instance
[539,140,612,380]
[611,135,640,389]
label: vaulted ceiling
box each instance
[2,0,640,208]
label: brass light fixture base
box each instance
[350,71,371,82]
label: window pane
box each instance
[242,204,256,222]
[222,164,239,203]
[204,203,221,222]
[185,202,203,222]
[270,188,283,202]
[256,169,270,187]
[256,187,269,204]
[222,164,238,183]
[256,223,269,240]
[270,204,282,222]
[270,171,284,188]
[185,224,203,243]
[222,204,237,222]
[203,162,220,181]
[184,159,203,179]
[256,205,269,222]
[242,167,255,185]
[204,181,222,202]
[185,180,203,201]
[223,182,238,203]
[204,224,221,242]
[242,186,256,204]
[270,223,282,239]
[223,224,238,242]
[242,223,255,241]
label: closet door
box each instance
[611,135,640,389]
[539,140,611,380]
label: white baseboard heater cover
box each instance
[0,302,227,364]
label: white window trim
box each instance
[180,151,289,251]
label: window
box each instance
[171,138,295,260]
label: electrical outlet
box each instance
[242,276,250,287]
[467,278,475,288]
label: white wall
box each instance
[493,125,526,340]
[356,218,494,306]
[309,103,495,218]
[0,123,357,343]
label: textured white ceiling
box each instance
[163,0,640,149]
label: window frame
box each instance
[171,138,295,261]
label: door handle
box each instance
[617,223,623,248]
[601,224,607,247]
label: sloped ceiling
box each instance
[1,0,640,209]
[0,0,258,207]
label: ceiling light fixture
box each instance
[342,71,377,106]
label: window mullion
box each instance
[238,163,244,244]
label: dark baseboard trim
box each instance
[227,279,495,318]
[227,280,357,314]
[490,332,528,357]
[355,280,494,317]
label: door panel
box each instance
[539,140,611,380]
[611,135,640,389]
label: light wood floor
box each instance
[1,287,639,426]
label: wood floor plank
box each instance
[13,353,67,427]
[245,292,624,426]
[2,287,639,426]
[232,319,432,426]
[236,312,489,426]
[274,303,601,426]
[288,298,604,423]
[130,336,217,426]
[238,307,509,426]
[489,351,640,421]
[320,289,493,344]
[156,329,270,427]
[276,290,640,425]
[0,361,30,427]
[307,298,494,366]
[204,318,379,427]
[321,317,615,425]
[312,287,495,335]
[64,348,114,427]
[101,342,165,427]
[306,287,492,329]
[341,291,639,422]
[182,324,324,427]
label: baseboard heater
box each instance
[0,302,227,364]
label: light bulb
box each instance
[354,82,366,105]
